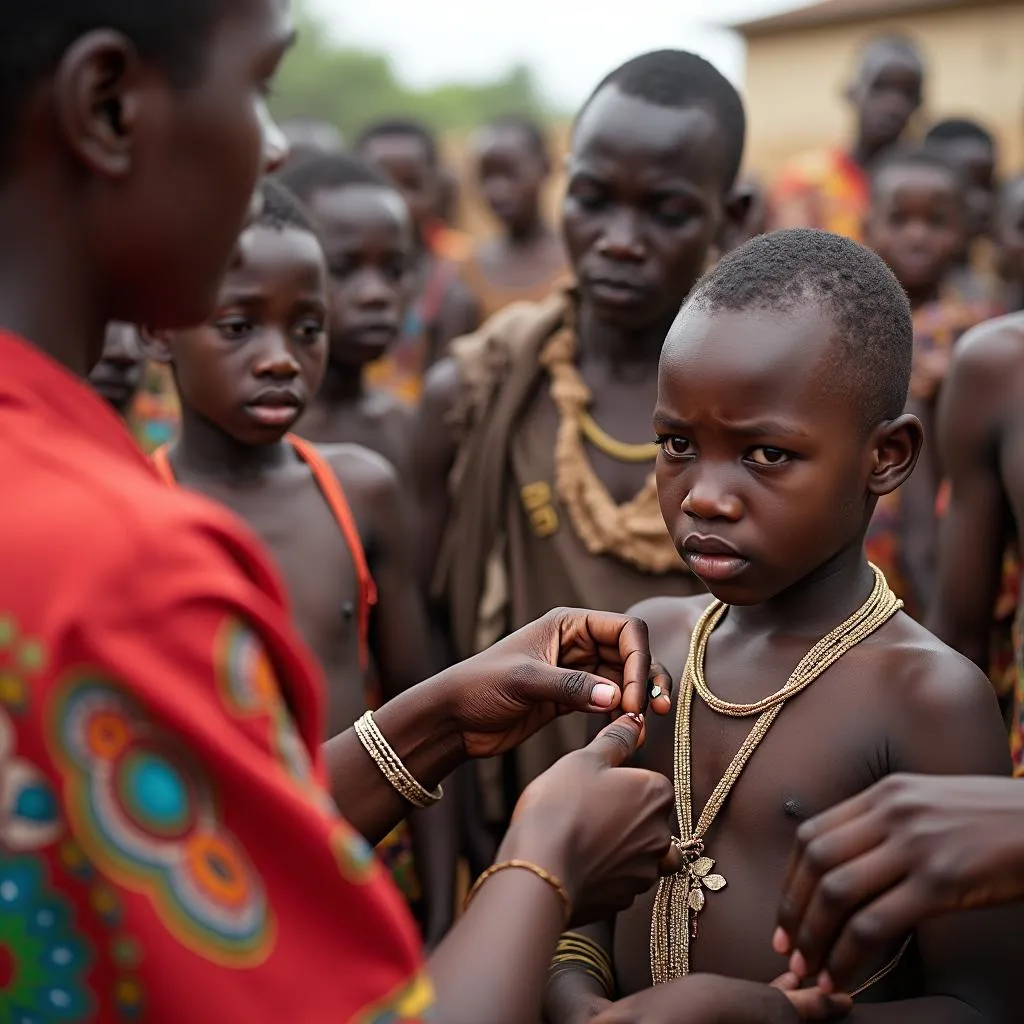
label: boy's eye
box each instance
[216,316,253,341]
[748,447,789,466]
[658,436,692,459]
[294,320,326,343]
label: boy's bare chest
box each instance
[616,649,888,995]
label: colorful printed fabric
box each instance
[768,148,870,242]
[865,295,991,613]
[127,363,180,455]
[0,331,432,1022]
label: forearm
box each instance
[544,921,615,1024]
[410,775,460,948]
[846,998,983,1023]
[324,677,463,844]
[429,849,568,1024]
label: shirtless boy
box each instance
[144,178,456,943]
[547,229,1021,1024]
[419,51,747,811]
[281,152,416,481]
[461,115,567,321]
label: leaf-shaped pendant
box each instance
[688,885,706,913]
[692,857,715,878]
[702,874,727,891]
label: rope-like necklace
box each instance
[650,564,902,984]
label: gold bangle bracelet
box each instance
[353,710,443,809]
[550,932,615,997]
[464,860,572,925]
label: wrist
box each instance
[371,676,464,790]
[497,817,577,908]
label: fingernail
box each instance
[625,711,644,724]
[817,971,834,994]
[772,927,790,955]
[789,950,807,977]
[590,683,618,708]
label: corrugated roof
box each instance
[731,0,988,36]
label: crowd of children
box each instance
[71,18,1024,1022]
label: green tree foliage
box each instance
[271,4,551,140]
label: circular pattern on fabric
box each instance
[331,823,377,885]
[49,677,273,966]
[217,620,278,716]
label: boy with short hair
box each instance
[546,228,1021,1024]
[769,35,924,241]
[356,118,479,404]
[280,152,417,480]
[88,321,145,418]
[861,149,992,612]
[145,177,456,944]
[460,115,567,322]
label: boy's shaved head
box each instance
[686,229,913,430]
[278,152,393,205]
[578,50,746,190]
[0,0,226,170]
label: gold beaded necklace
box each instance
[650,564,902,984]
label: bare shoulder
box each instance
[318,442,401,507]
[862,612,1009,773]
[365,389,415,428]
[421,355,464,415]
[949,312,1024,388]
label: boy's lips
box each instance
[245,388,303,427]
[682,534,750,582]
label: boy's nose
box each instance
[254,336,301,378]
[598,210,645,260]
[681,473,743,522]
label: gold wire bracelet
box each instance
[464,860,572,925]
[353,711,443,808]
[549,932,615,998]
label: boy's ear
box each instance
[53,30,146,179]
[867,412,924,496]
[138,328,174,366]
[716,183,756,256]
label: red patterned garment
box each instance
[0,331,433,1022]
[768,148,870,242]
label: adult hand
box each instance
[774,773,1024,992]
[433,607,673,760]
[589,973,848,1023]
[501,714,680,925]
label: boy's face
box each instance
[850,50,922,152]
[937,138,996,241]
[655,304,876,605]
[360,135,439,234]
[88,322,144,415]
[866,165,962,293]
[307,184,414,368]
[563,86,732,334]
[474,126,546,231]
[101,0,294,332]
[169,224,328,444]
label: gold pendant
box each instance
[685,855,726,938]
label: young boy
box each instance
[861,149,992,613]
[769,35,924,241]
[144,178,457,945]
[460,116,567,322]
[356,118,479,404]
[546,229,1021,1023]
[280,152,417,481]
[87,321,145,419]
[419,50,747,842]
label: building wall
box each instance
[743,2,1024,181]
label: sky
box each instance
[307,0,808,109]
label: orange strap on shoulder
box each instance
[288,435,378,672]
[151,445,175,485]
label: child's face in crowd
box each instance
[938,138,997,242]
[654,304,885,606]
[562,86,734,334]
[866,165,963,294]
[360,135,439,234]
[168,225,329,444]
[474,126,547,232]
[306,184,414,368]
[850,50,922,153]
[996,179,1024,291]
[88,322,145,414]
